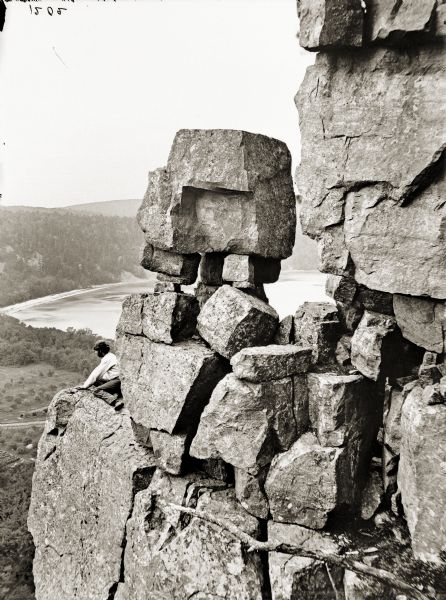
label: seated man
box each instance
[76,340,123,409]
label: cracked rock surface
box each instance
[27,391,156,600]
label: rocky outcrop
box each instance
[28,391,156,600]
[398,385,446,564]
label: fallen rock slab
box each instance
[264,432,348,529]
[398,385,446,564]
[197,285,279,359]
[231,344,312,382]
[118,334,227,434]
[190,373,295,474]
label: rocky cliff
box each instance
[28,2,446,599]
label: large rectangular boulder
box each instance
[231,344,312,382]
[197,285,279,359]
[118,334,227,434]
[393,294,446,353]
[222,254,281,284]
[298,0,363,50]
[398,385,446,564]
[117,292,199,344]
[294,302,340,365]
[140,243,200,284]
[138,129,296,259]
[190,373,296,474]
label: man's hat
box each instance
[93,340,110,352]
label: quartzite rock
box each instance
[118,334,226,434]
[234,466,270,519]
[307,372,380,451]
[293,374,309,436]
[114,471,264,600]
[393,294,446,353]
[398,385,446,563]
[360,469,383,520]
[222,254,281,284]
[28,392,156,600]
[298,0,363,50]
[190,373,296,474]
[140,243,200,284]
[296,47,446,298]
[365,0,438,43]
[197,285,279,359]
[116,293,146,336]
[118,292,199,344]
[231,344,312,382]
[268,521,342,600]
[138,129,296,259]
[274,315,295,345]
[294,302,340,365]
[142,292,199,344]
[418,351,442,387]
[149,430,188,475]
[336,334,352,366]
[350,311,396,381]
[343,569,395,600]
[200,252,225,285]
[264,432,349,529]
[153,281,181,293]
[194,282,219,308]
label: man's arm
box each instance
[78,356,112,389]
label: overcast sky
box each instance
[0,0,312,208]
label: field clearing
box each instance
[0,363,79,422]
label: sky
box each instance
[0,0,313,208]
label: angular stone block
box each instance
[141,292,199,345]
[264,432,349,529]
[293,374,309,437]
[398,385,446,564]
[190,373,296,474]
[194,281,219,308]
[307,372,380,451]
[153,281,181,293]
[118,334,226,434]
[116,293,146,336]
[138,129,296,259]
[231,345,312,382]
[298,0,363,50]
[234,466,269,519]
[365,0,438,43]
[360,469,383,520]
[199,252,225,285]
[418,351,442,387]
[222,254,281,284]
[149,430,188,475]
[140,243,200,284]
[28,393,156,600]
[296,47,446,298]
[274,315,294,345]
[114,472,264,600]
[197,285,279,359]
[269,521,342,600]
[336,334,352,366]
[234,282,269,304]
[394,294,446,353]
[294,302,340,365]
[351,311,396,381]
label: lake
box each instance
[2,270,330,338]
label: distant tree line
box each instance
[0,315,110,376]
[0,207,146,307]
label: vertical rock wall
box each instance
[28,3,446,599]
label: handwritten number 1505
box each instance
[29,6,67,15]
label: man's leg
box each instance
[94,378,121,396]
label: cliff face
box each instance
[28,2,446,599]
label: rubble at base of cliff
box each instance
[27,2,446,597]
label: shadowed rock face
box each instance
[296,46,446,298]
[28,391,156,600]
[137,129,296,259]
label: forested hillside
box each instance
[0,207,146,307]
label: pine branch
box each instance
[168,503,431,600]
